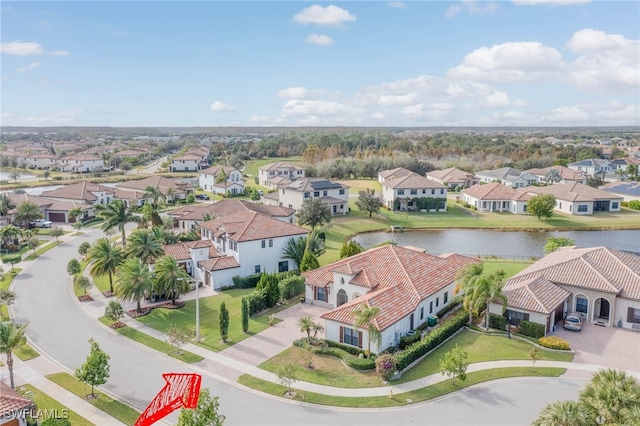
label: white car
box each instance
[31,219,53,228]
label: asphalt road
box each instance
[11,228,584,425]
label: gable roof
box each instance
[382,173,446,190]
[0,381,34,416]
[200,210,307,242]
[116,176,191,193]
[525,166,587,181]
[523,182,623,202]
[259,161,304,171]
[600,181,640,197]
[501,275,571,314]
[200,165,238,176]
[283,178,349,193]
[378,167,415,181]
[40,181,114,202]
[462,182,527,201]
[475,167,523,180]
[169,199,295,221]
[163,240,219,261]
[426,167,473,183]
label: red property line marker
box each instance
[134,373,202,426]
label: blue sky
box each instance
[1,1,639,127]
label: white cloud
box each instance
[0,40,69,56]
[387,2,407,9]
[376,93,417,106]
[512,0,590,5]
[277,99,363,125]
[16,62,43,73]
[0,109,83,126]
[209,101,235,112]
[305,34,333,46]
[446,1,499,18]
[293,5,356,26]
[48,50,70,56]
[277,87,327,99]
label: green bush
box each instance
[324,339,368,357]
[399,332,421,349]
[395,310,468,372]
[628,200,640,210]
[41,419,71,426]
[375,353,397,380]
[489,313,507,330]
[538,336,571,350]
[279,275,305,300]
[519,320,545,338]
[242,290,267,316]
[313,345,375,370]
[436,300,460,318]
[232,273,262,288]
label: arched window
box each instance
[337,289,348,307]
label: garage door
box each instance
[48,212,66,223]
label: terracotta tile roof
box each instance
[383,173,447,190]
[461,182,520,200]
[163,240,219,261]
[172,153,202,161]
[509,246,640,300]
[40,181,114,202]
[378,167,414,181]
[117,176,191,193]
[199,256,240,271]
[4,193,53,211]
[200,165,237,176]
[523,182,623,202]
[0,382,34,416]
[309,245,480,331]
[171,199,294,221]
[502,275,571,314]
[525,166,587,181]
[200,211,307,242]
[43,199,92,213]
[426,167,473,184]
[267,176,292,186]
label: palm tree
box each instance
[13,201,43,227]
[69,207,84,224]
[455,263,484,325]
[298,316,313,340]
[0,194,16,217]
[0,321,28,389]
[153,255,190,305]
[87,238,124,294]
[126,229,164,266]
[354,304,381,355]
[532,400,592,426]
[115,258,153,313]
[579,369,640,424]
[143,185,166,207]
[282,230,325,270]
[627,164,639,181]
[95,199,140,247]
[475,270,507,330]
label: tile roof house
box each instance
[170,146,209,172]
[116,176,194,205]
[199,211,308,286]
[489,246,640,333]
[3,193,92,224]
[258,161,305,189]
[524,182,623,215]
[303,245,480,354]
[263,178,349,215]
[599,181,640,202]
[198,165,244,196]
[0,381,35,426]
[568,158,626,182]
[525,166,588,185]
[461,182,531,214]
[40,181,116,205]
[380,170,448,212]
[475,167,538,189]
[426,167,479,189]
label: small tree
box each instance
[3,255,21,272]
[375,353,397,381]
[355,188,384,218]
[300,342,315,369]
[75,338,110,399]
[339,240,364,259]
[78,241,91,259]
[27,236,39,255]
[241,297,249,333]
[104,300,124,324]
[0,290,15,319]
[74,275,91,296]
[543,237,575,255]
[177,388,225,426]
[527,194,556,220]
[277,363,299,397]
[299,248,319,273]
[50,226,64,242]
[256,273,280,308]
[298,316,314,340]
[440,345,469,384]
[67,258,81,277]
[43,170,51,181]
[296,198,332,229]
[529,348,542,369]
[167,325,189,354]
[219,302,229,342]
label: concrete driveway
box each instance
[220,303,327,366]
[553,321,640,374]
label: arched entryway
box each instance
[594,297,611,325]
[337,289,348,307]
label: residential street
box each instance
[9,227,585,425]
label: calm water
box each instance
[352,229,640,258]
[0,171,36,180]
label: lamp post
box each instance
[179,277,200,342]
[507,317,511,339]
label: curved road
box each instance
[12,228,584,425]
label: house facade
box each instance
[380,171,447,212]
[303,245,480,354]
[525,166,588,185]
[489,246,640,334]
[198,165,244,195]
[525,182,623,215]
[263,178,349,215]
[426,167,478,189]
[40,181,116,206]
[475,167,538,188]
[461,182,530,214]
[58,155,105,173]
[258,161,305,189]
[116,176,194,206]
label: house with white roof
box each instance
[426,167,478,189]
[303,245,480,354]
[380,169,447,212]
[198,165,244,196]
[258,161,305,189]
[475,167,538,189]
[489,246,640,333]
[199,211,308,288]
[263,178,349,215]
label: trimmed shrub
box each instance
[375,353,397,381]
[538,336,571,350]
[436,302,459,319]
[395,310,468,372]
[232,273,262,288]
[489,313,507,330]
[628,200,640,210]
[243,290,267,316]
[399,332,421,349]
[41,419,71,426]
[279,275,305,300]
[519,320,545,339]
[325,339,368,357]
[314,346,375,370]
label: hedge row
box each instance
[399,332,421,349]
[395,310,468,371]
[243,290,267,316]
[279,275,305,300]
[232,273,262,288]
[324,339,369,357]
[519,320,545,339]
[489,313,507,330]
[293,338,375,370]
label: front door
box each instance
[599,299,610,319]
[410,313,414,330]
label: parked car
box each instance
[30,219,53,228]
[563,312,583,331]
[195,194,210,200]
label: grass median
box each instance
[19,384,94,426]
[238,367,566,408]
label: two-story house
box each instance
[258,161,305,189]
[41,181,116,206]
[426,167,478,190]
[263,178,350,215]
[58,154,105,173]
[116,176,194,206]
[198,211,308,288]
[380,170,448,212]
[198,165,244,196]
[303,245,480,354]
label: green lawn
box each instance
[482,260,533,279]
[46,372,140,426]
[0,269,20,318]
[138,288,289,352]
[98,317,204,363]
[19,384,94,426]
[238,367,565,408]
[243,156,303,179]
[14,342,40,361]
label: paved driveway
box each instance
[553,321,640,374]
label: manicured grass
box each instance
[243,156,303,179]
[0,240,47,261]
[14,342,40,361]
[98,317,204,363]
[24,241,62,261]
[482,261,532,279]
[19,384,94,426]
[0,269,20,318]
[336,179,382,194]
[238,367,566,408]
[395,329,573,384]
[138,288,289,352]
[46,372,140,426]
[260,346,384,388]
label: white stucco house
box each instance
[58,154,105,173]
[380,170,448,212]
[525,166,588,185]
[199,211,308,288]
[258,161,305,189]
[263,178,349,215]
[489,246,640,334]
[198,165,244,195]
[426,167,479,189]
[303,245,480,354]
[524,182,623,215]
[461,182,531,214]
[475,167,538,188]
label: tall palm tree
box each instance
[354,304,381,355]
[282,230,325,270]
[87,238,124,294]
[579,369,640,424]
[153,255,190,305]
[0,194,16,217]
[455,263,484,325]
[126,229,164,266]
[13,201,43,227]
[627,164,639,181]
[95,199,140,247]
[143,185,166,207]
[68,206,84,224]
[298,316,313,340]
[475,270,507,330]
[532,400,593,426]
[115,258,153,313]
[0,321,28,389]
